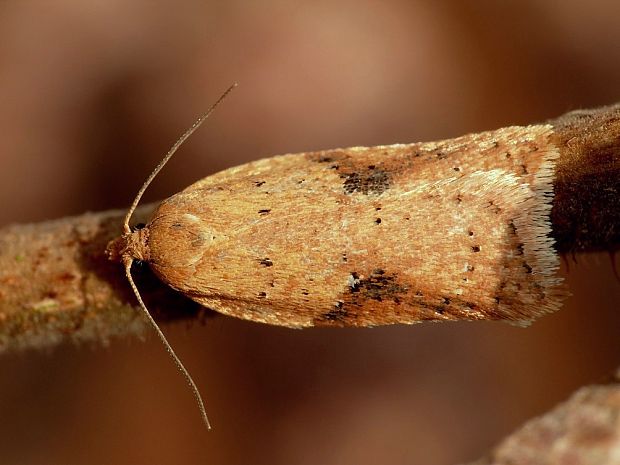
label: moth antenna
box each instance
[123,258,211,430]
[123,82,238,233]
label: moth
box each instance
[107,84,565,428]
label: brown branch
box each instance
[549,103,620,254]
[0,205,206,352]
[468,373,620,465]
[0,103,619,352]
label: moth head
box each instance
[105,223,150,265]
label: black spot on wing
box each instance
[345,269,408,303]
[340,167,390,195]
[321,302,350,322]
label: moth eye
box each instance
[133,223,147,232]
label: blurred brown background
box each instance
[0,1,619,464]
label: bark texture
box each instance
[0,205,204,352]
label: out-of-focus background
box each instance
[0,1,619,464]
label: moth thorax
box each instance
[147,212,213,269]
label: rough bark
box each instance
[0,205,205,352]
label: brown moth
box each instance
[107,85,565,427]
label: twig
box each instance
[468,372,620,465]
[549,104,620,253]
[0,103,618,352]
[0,205,205,352]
